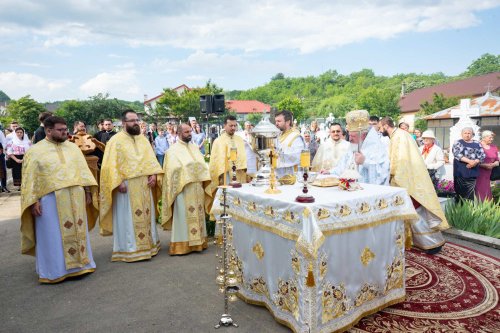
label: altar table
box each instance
[212,183,418,333]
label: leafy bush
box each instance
[445,198,500,239]
[492,183,500,204]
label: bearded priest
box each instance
[21,116,99,283]
[161,124,211,255]
[274,110,305,179]
[205,115,247,214]
[379,116,449,254]
[99,110,164,262]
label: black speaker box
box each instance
[213,94,225,113]
[200,95,213,114]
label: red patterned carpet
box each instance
[352,242,500,333]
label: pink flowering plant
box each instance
[437,179,455,196]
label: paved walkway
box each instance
[0,192,498,333]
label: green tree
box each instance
[356,87,400,118]
[271,73,285,81]
[155,81,223,121]
[414,93,460,131]
[55,100,89,130]
[419,93,459,115]
[461,53,500,77]
[55,93,134,132]
[246,113,263,125]
[86,93,125,124]
[276,96,305,121]
[6,95,46,134]
[316,95,356,118]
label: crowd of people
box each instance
[0,107,497,284]
[299,116,498,202]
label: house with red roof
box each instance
[143,84,191,114]
[226,100,271,121]
[398,72,500,129]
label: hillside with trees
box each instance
[1,53,498,131]
[225,53,499,121]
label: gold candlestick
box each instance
[229,147,241,188]
[265,146,281,194]
[296,150,315,203]
[214,186,238,329]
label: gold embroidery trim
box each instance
[212,208,300,242]
[111,241,160,255]
[316,208,330,220]
[238,291,405,333]
[169,239,208,255]
[252,242,265,260]
[321,214,418,236]
[55,186,90,270]
[360,247,376,266]
[128,176,154,252]
[38,268,95,284]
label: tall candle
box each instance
[271,150,277,168]
[229,147,237,161]
[224,146,229,186]
[300,150,310,168]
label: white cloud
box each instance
[150,50,291,89]
[19,62,50,68]
[1,1,497,52]
[0,72,70,99]
[185,75,208,81]
[40,23,96,48]
[115,62,136,69]
[79,70,141,98]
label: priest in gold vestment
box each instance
[161,124,211,255]
[99,110,164,262]
[380,117,449,254]
[21,116,99,283]
[205,115,247,214]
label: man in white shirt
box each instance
[236,121,258,177]
[312,123,350,172]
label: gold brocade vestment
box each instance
[161,141,211,254]
[20,139,98,269]
[205,132,247,213]
[389,129,449,233]
[99,131,163,236]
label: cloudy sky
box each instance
[1,0,499,102]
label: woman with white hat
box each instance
[419,130,445,188]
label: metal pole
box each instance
[215,187,238,329]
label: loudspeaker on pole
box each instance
[200,95,213,114]
[213,94,225,113]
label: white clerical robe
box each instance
[331,128,390,185]
[111,179,160,262]
[237,130,258,176]
[276,130,305,178]
[311,138,350,171]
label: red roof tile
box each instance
[226,100,271,114]
[399,72,500,113]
